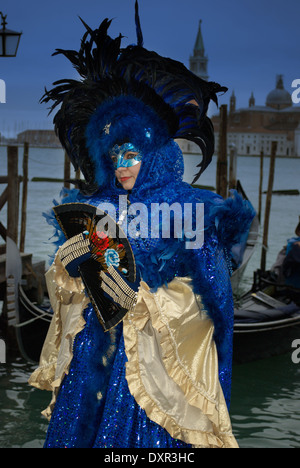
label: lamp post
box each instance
[0,12,22,57]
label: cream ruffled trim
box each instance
[28,254,88,420]
[123,280,239,449]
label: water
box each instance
[0,146,299,448]
[231,354,300,448]
[0,358,49,448]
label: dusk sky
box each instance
[0,0,299,136]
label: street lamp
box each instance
[0,12,22,57]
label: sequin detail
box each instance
[92,334,190,448]
[44,306,190,448]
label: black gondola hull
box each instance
[17,287,52,363]
[233,317,300,364]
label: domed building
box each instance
[266,75,293,110]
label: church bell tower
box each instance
[189,20,209,81]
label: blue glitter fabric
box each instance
[43,139,255,447]
[44,306,190,448]
[92,333,190,448]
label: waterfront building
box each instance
[212,75,300,157]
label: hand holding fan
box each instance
[53,202,137,330]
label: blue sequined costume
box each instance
[39,140,255,448]
[44,309,189,448]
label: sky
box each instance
[0,0,299,137]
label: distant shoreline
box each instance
[0,143,62,150]
[1,143,300,159]
[183,151,300,159]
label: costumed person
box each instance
[29,2,255,448]
[270,216,300,289]
[282,217,300,289]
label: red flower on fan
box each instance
[91,231,109,251]
[96,231,108,239]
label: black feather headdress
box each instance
[41,1,227,193]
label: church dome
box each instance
[266,75,292,109]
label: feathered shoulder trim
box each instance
[43,188,81,263]
[205,189,256,252]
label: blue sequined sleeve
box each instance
[187,234,234,408]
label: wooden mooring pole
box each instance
[216,104,228,198]
[260,141,277,272]
[0,146,21,355]
[258,150,264,222]
[20,142,29,253]
[64,151,71,189]
[7,146,19,245]
[229,144,237,190]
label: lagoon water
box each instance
[0,146,299,448]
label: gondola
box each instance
[5,237,52,363]
[233,269,300,364]
[229,180,260,294]
[16,285,52,363]
[230,213,259,294]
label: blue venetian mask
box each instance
[109,142,142,169]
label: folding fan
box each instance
[53,202,136,330]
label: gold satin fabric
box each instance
[123,277,238,448]
[28,254,89,419]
